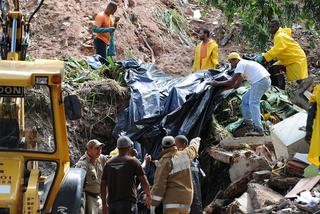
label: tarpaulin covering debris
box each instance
[113,59,232,158]
[113,59,306,156]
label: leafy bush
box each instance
[198,0,319,51]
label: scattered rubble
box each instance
[205,128,320,213]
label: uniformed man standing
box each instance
[75,139,109,214]
[151,136,201,214]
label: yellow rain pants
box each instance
[308,84,320,167]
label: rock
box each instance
[224,172,252,199]
[255,145,272,162]
[229,152,270,182]
[128,0,136,7]
[208,147,233,164]
[253,170,271,182]
[220,136,273,150]
[247,183,284,209]
[268,176,300,191]
[226,192,254,214]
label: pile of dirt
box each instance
[67,79,129,163]
[20,0,230,75]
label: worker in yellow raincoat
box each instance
[306,84,320,167]
[256,20,308,82]
[192,28,219,72]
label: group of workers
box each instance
[76,135,202,214]
[89,1,319,214]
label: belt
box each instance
[85,191,100,198]
[163,203,190,210]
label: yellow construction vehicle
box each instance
[0,0,85,213]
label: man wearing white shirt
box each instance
[208,52,271,134]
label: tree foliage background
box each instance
[198,0,320,52]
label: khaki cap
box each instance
[86,139,104,149]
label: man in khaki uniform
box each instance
[151,136,201,214]
[75,139,109,214]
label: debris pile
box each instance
[204,129,320,214]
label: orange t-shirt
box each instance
[200,42,209,67]
[95,12,114,45]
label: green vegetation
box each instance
[63,57,126,87]
[156,8,194,47]
[197,0,319,51]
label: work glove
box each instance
[255,55,265,64]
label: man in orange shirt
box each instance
[93,2,120,63]
[192,28,219,72]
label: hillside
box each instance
[22,0,251,75]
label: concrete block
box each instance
[253,170,271,182]
[247,183,284,209]
[271,112,309,160]
[208,148,233,164]
[226,192,254,214]
[229,152,270,182]
[220,136,273,150]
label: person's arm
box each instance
[101,179,109,214]
[209,73,243,88]
[263,35,287,62]
[183,137,200,160]
[139,175,151,207]
[92,26,115,34]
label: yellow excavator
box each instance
[0,0,85,213]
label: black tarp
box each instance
[112,60,232,213]
[113,59,232,159]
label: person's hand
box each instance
[255,55,265,64]
[194,137,201,141]
[144,154,152,164]
[203,205,213,214]
[209,80,219,87]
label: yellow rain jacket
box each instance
[308,84,320,167]
[263,27,308,81]
[192,40,218,72]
